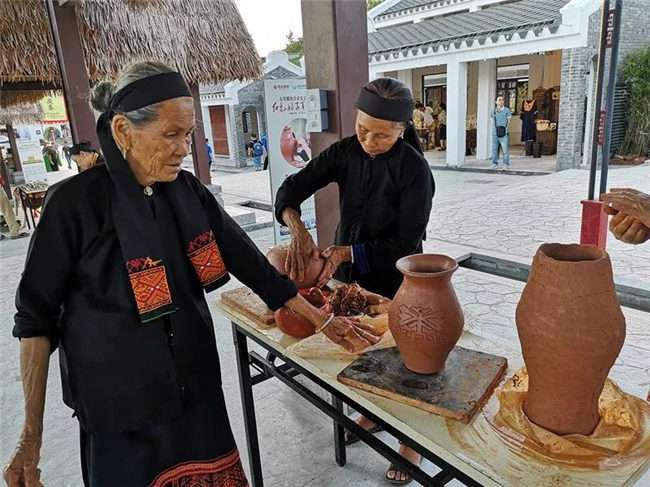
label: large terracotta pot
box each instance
[389,254,464,374]
[266,245,325,289]
[516,243,626,436]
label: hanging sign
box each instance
[40,93,68,123]
[264,78,317,245]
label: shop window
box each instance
[497,63,529,114]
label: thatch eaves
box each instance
[0,103,45,125]
[1,0,263,86]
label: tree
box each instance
[619,47,650,156]
[284,30,304,66]
[367,0,384,9]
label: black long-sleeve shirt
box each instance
[13,165,297,434]
[275,135,434,298]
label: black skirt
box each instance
[439,124,447,140]
[80,386,248,487]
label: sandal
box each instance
[385,463,412,485]
[344,424,383,445]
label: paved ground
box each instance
[1,163,648,486]
[424,146,558,174]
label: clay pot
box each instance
[274,307,315,338]
[389,254,464,374]
[267,245,325,289]
[516,243,626,436]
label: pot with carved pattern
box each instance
[388,254,464,374]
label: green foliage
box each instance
[619,47,650,156]
[284,30,304,66]
[367,0,384,9]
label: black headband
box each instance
[355,86,415,123]
[69,142,94,155]
[108,72,191,115]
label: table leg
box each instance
[332,395,346,467]
[232,323,264,487]
[20,193,30,230]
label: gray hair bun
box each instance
[90,81,116,113]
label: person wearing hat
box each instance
[69,140,104,171]
[275,77,435,484]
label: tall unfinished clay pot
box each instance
[516,243,626,436]
[389,254,464,374]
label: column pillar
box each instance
[397,69,413,96]
[6,124,22,171]
[189,84,211,185]
[45,0,99,148]
[476,59,497,160]
[302,0,368,247]
[446,60,468,167]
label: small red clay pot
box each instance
[388,254,464,374]
[517,243,626,436]
[267,245,325,289]
[274,307,316,338]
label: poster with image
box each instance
[264,78,317,245]
[17,139,47,183]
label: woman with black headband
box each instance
[5,61,379,487]
[275,77,435,484]
[69,140,104,171]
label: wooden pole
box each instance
[190,84,211,185]
[45,0,99,148]
[301,0,369,247]
[6,124,22,171]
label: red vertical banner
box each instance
[597,110,607,146]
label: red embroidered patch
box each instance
[187,231,227,286]
[149,448,248,487]
[127,261,173,316]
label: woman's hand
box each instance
[3,432,42,487]
[316,246,352,288]
[282,208,318,282]
[602,188,650,228]
[283,294,381,352]
[321,316,382,352]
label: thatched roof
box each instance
[1,0,262,85]
[0,103,44,125]
[0,90,54,109]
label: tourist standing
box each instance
[247,133,265,171]
[438,103,447,151]
[491,95,512,170]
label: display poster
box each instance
[40,93,68,123]
[264,78,317,245]
[17,139,47,183]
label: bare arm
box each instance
[4,337,50,487]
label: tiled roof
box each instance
[378,0,468,18]
[369,0,569,60]
[200,82,227,95]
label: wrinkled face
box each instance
[355,110,403,157]
[112,97,195,185]
[496,97,505,108]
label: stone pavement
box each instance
[1,164,649,486]
[424,146,558,174]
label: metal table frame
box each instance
[231,321,486,487]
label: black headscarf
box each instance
[96,72,229,322]
[355,85,423,154]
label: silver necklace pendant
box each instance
[143,186,153,196]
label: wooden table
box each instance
[217,296,649,487]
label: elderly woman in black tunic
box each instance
[275,77,435,485]
[4,61,379,487]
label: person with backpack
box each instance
[260,131,269,170]
[247,133,265,171]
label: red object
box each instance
[580,200,608,250]
[274,307,316,338]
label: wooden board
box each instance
[221,287,275,325]
[338,346,507,423]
